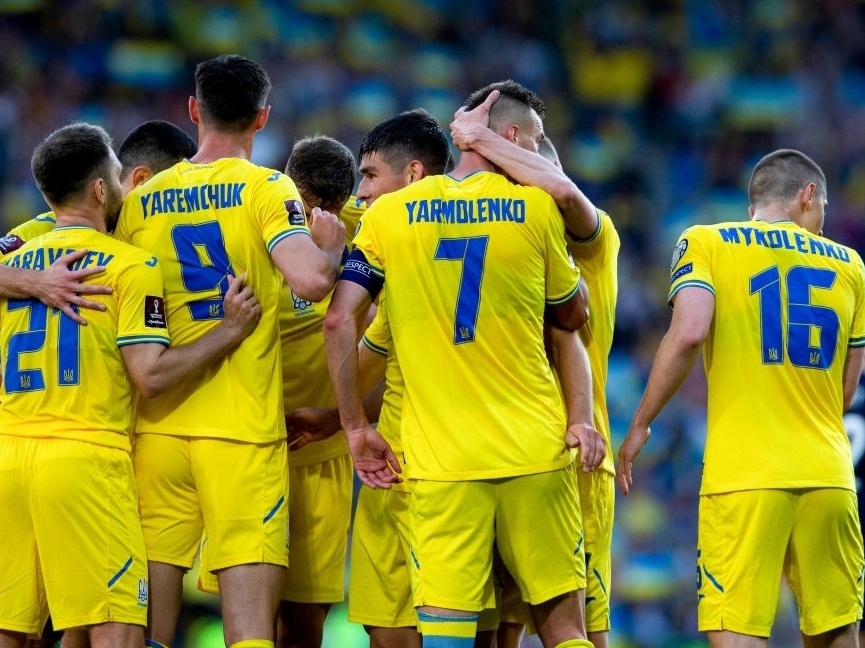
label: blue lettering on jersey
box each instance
[4,247,114,271]
[406,199,526,225]
[141,183,246,218]
[717,226,850,263]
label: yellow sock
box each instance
[554,640,594,648]
[228,641,274,648]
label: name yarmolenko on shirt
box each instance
[406,197,527,225]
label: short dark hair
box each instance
[118,120,197,181]
[195,54,272,132]
[358,109,451,176]
[748,149,827,207]
[31,122,114,206]
[465,80,545,133]
[286,136,356,212]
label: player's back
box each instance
[353,171,579,480]
[117,157,308,443]
[0,226,169,451]
[670,219,865,493]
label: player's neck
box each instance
[53,208,107,234]
[192,130,255,164]
[448,150,496,180]
[751,206,794,225]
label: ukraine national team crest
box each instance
[291,289,313,315]
[670,238,688,270]
[137,578,148,607]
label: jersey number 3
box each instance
[749,265,839,369]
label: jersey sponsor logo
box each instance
[718,226,851,263]
[670,238,688,270]
[406,198,526,225]
[670,262,693,283]
[285,199,305,226]
[140,183,246,218]
[267,171,281,182]
[144,296,167,328]
[0,234,25,254]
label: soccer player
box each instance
[617,149,865,647]
[0,120,198,328]
[324,81,596,648]
[0,123,259,648]
[116,55,345,648]
[197,134,361,648]
[450,92,620,648]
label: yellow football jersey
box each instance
[0,211,56,256]
[669,219,865,494]
[116,158,309,443]
[347,171,580,481]
[0,226,170,451]
[568,210,619,476]
[281,199,363,467]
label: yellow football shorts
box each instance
[349,485,417,627]
[134,433,288,572]
[0,436,147,633]
[201,453,353,601]
[698,488,864,636]
[411,465,584,612]
[578,467,614,633]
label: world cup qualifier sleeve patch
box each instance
[670,238,688,271]
[144,296,167,328]
[285,199,306,226]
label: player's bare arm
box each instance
[547,325,605,472]
[547,277,589,331]
[2,249,113,325]
[120,272,260,398]
[271,206,345,302]
[324,279,401,488]
[450,89,599,240]
[286,342,387,451]
[617,286,714,495]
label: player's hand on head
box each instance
[286,406,341,451]
[449,89,500,151]
[565,421,606,472]
[222,272,261,340]
[39,248,112,325]
[309,207,346,255]
[616,423,651,496]
[346,425,402,489]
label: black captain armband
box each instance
[340,248,384,299]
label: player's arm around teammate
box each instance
[0,250,112,324]
[121,271,260,398]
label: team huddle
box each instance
[0,53,862,648]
